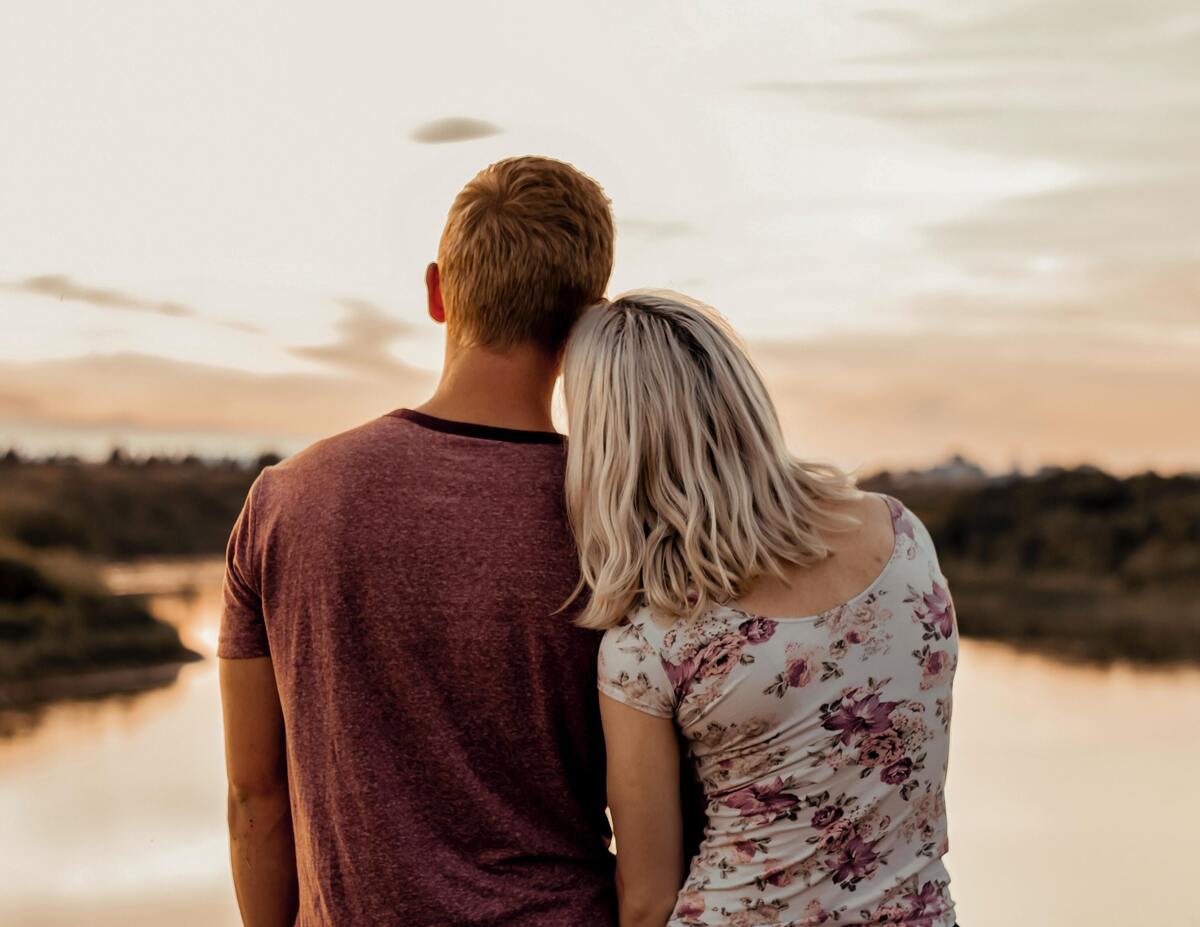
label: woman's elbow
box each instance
[617,875,677,927]
[619,897,677,927]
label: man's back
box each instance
[220,409,616,926]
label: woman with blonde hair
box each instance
[563,290,958,927]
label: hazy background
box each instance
[2,2,1199,926]
[3,0,1197,473]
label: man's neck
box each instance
[416,339,560,433]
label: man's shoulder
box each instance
[251,413,411,507]
[275,413,402,473]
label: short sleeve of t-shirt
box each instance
[597,612,675,719]
[218,473,270,659]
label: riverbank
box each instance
[2,454,1199,668]
[0,547,201,710]
[934,565,1200,664]
[0,662,187,730]
[862,467,1200,664]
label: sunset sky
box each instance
[1,0,1197,474]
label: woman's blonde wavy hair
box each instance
[562,289,861,630]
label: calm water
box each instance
[2,563,1199,926]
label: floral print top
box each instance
[598,494,957,927]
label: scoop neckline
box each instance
[722,493,903,624]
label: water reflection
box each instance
[0,667,182,743]
[1,563,1198,927]
[0,569,237,927]
[0,564,219,744]
[947,641,1200,927]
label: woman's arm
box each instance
[601,693,685,927]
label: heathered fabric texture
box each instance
[219,409,616,927]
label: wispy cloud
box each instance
[0,286,428,441]
[747,326,1200,475]
[289,299,416,376]
[752,0,1200,171]
[0,389,39,418]
[410,117,503,144]
[3,274,262,333]
[618,218,693,241]
[9,275,194,318]
[912,262,1200,332]
[0,326,1193,473]
[0,350,433,439]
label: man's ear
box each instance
[426,262,445,324]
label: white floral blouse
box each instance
[598,494,957,927]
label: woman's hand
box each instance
[601,694,685,927]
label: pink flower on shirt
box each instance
[695,634,746,682]
[921,650,952,690]
[675,892,706,920]
[724,776,801,818]
[827,835,881,886]
[922,583,955,639]
[857,731,905,767]
[662,653,699,697]
[822,691,900,745]
[739,616,778,643]
[784,643,819,688]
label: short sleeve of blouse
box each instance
[597,613,676,719]
[903,500,947,577]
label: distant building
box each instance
[895,453,989,487]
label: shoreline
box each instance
[5,546,1198,724]
[0,654,202,714]
[102,557,226,597]
[0,553,208,717]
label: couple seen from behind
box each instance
[218,156,958,927]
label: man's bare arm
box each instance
[220,656,298,927]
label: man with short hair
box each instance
[219,156,618,926]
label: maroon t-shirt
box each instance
[219,409,616,926]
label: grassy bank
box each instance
[1,451,1198,666]
[0,545,201,707]
[861,468,1200,664]
[0,451,272,558]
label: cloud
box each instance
[410,117,503,144]
[746,327,1200,475]
[0,350,433,440]
[857,9,925,30]
[0,390,39,418]
[219,319,264,334]
[7,274,194,318]
[752,1,1200,171]
[0,325,1196,472]
[748,0,1200,425]
[289,299,416,376]
[618,218,693,241]
[912,261,1200,332]
[3,274,263,333]
[917,180,1200,284]
[0,291,429,451]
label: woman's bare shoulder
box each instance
[826,490,894,542]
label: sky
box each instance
[0,0,1197,473]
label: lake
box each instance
[2,563,1199,926]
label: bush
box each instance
[0,548,201,686]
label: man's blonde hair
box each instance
[438,156,614,352]
[562,290,861,629]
